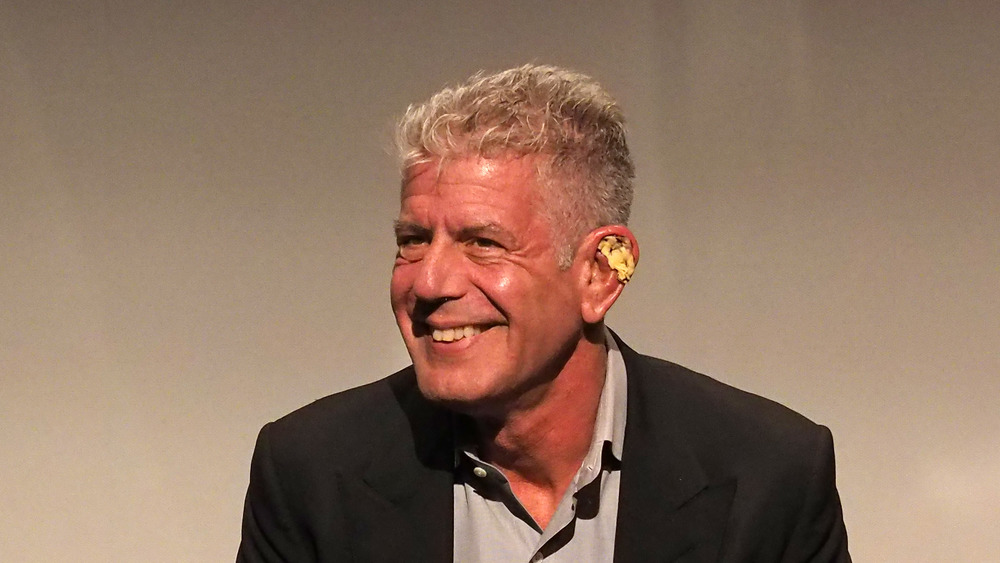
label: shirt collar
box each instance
[600,325,628,462]
[571,327,627,486]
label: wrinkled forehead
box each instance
[397,153,584,257]
[397,154,565,242]
[401,154,549,199]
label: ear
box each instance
[575,225,639,325]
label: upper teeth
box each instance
[432,325,482,342]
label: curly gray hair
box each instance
[395,64,634,267]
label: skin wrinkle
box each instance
[390,67,637,528]
[389,151,635,528]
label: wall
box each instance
[2,1,998,560]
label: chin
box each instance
[413,367,505,414]
[414,368,481,403]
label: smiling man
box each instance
[238,65,851,562]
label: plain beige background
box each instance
[2,1,998,561]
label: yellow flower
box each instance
[597,236,635,284]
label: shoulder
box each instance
[620,341,831,476]
[619,342,850,557]
[259,366,435,475]
[632,351,819,429]
[240,368,455,560]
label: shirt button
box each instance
[472,466,487,478]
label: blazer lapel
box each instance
[339,341,737,562]
[614,337,735,563]
[346,370,455,562]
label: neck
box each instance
[470,332,608,527]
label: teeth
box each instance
[431,325,483,342]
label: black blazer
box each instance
[238,336,850,562]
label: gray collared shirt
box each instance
[453,329,628,562]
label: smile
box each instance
[431,325,483,342]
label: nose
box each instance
[411,240,467,303]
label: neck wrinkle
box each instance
[473,336,608,489]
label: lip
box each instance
[431,325,481,342]
[413,319,501,335]
[412,321,503,352]
[421,329,479,357]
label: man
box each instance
[238,64,851,562]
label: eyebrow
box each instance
[393,220,430,237]
[392,220,512,240]
[456,222,509,240]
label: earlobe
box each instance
[577,226,638,324]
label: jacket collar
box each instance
[356,334,736,563]
[353,368,455,562]
[613,333,735,563]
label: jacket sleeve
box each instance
[780,425,851,563]
[237,423,316,563]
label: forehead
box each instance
[399,156,547,220]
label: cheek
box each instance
[467,267,520,310]
[389,267,412,309]
[492,272,514,293]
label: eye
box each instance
[471,237,501,248]
[396,234,429,260]
[397,234,423,246]
[465,237,505,260]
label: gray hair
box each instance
[395,64,634,267]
